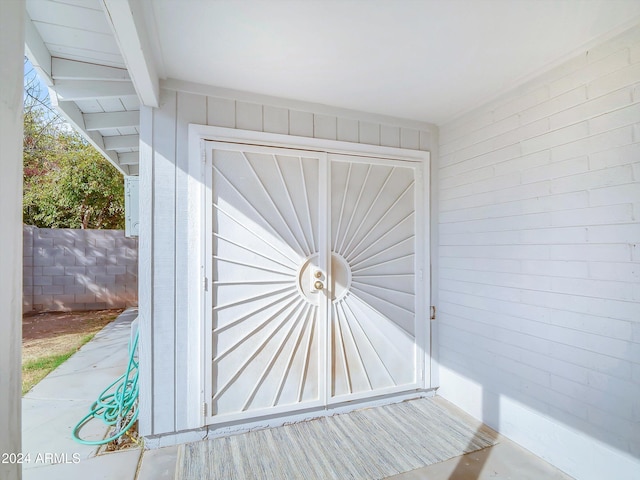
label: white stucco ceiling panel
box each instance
[144,0,640,125]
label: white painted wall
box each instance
[437,25,640,480]
[138,83,437,440]
[0,1,24,479]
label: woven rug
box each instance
[175,398,496,480]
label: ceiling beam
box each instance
[101,0,160,108]
[118,152,139,165]
[83,111,140,131]
[53,79,137,101]
[24,15,53,86]
[54,100,128,176]
[52,58,131,82]
[103,134,139,150]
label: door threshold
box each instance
[205,388,436,440]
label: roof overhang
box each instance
[24,0,150,176]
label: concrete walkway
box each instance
[22,308,142,480]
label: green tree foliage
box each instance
[23,60,125,229]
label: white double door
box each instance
[205,142,426,423]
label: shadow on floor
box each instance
[447,389,499,480]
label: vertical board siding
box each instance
[360,121,380,145]
[263,105,289,134]
[337,117,359,142]
[419,130,433,151]
[236,101,263,131]
[380,124,400,147]
[289,110,314,137]
[313,113,337,140]
[401,128,420,150]
[147,89,434,436]
[207,96,234,128]
[437,25,640,478]
[174,91,207,431]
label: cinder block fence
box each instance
[23,226,138,312]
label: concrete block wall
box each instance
[23,226,138,312]
[436,25,640,480]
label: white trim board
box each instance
[189,124,430,162]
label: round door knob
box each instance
[314,280,324,290]
[314,270,323,279]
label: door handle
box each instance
[311,270,324,292]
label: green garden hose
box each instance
[72,330,139,445]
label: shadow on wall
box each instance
[439,336,640,470]
[22,226,138,312]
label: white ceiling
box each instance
[142,0,640,125]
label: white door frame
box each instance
[187,124,430,430]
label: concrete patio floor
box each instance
[387,431,574,480]
[22,307,574,480]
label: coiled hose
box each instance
[72,329,139,445]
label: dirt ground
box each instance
[22,308,140,448]
[22,309,124,363]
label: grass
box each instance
[22,333,97,395]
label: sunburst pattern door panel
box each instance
[207,144,422,422]
[329,157,418,400]
[211,148,324,418]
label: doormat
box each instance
[175,397,497,480]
